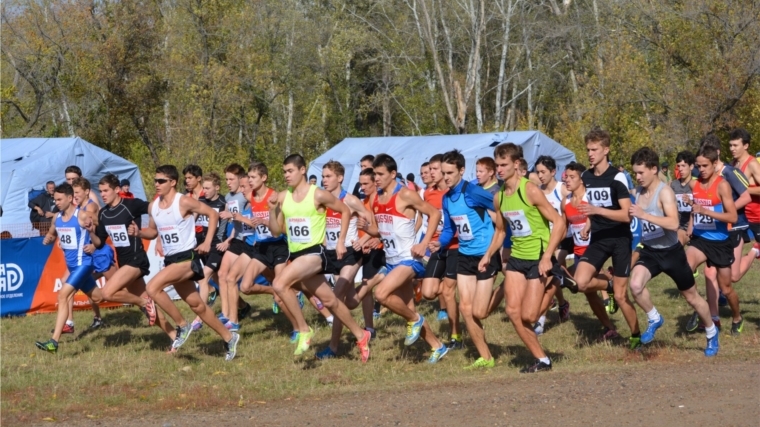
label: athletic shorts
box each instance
[635,243,695,291]
[362,249,386,279]
[505,255,561,280]
[118,251,151,277]
[424,249,458,280]
[678,213,690,231]
[93,245,115,274]
[227,239,247,256]
[387,259,426,279]
[289,245,329,274]
[458,252,501,280]
[164,249,205,281]
[66,264,97,293]
[325,247,362,274]
[729,229,749,248]
[246,240,289,270]
[200,248,224,273]
[688,236,735,268]
[749,223,760,243]
[579,233,632,278]
[558,236,574,253]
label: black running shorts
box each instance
[457,252,501,281]
[578,231,632,278]
[424,249,458,280]
[635,243,695,291]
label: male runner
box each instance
[432,150,504,368]
[573,128,641,348]
[268,154,371,361]
[142,165,239,360]
[368,153,448,362]
[493,143,566,372]
[627,147,719,355]
[35,184,104,353]
[352,155,376,199]
[419,162,432,194]
[354,168,386,328]
[183,164,204,200]
[730,128,760,261]
[475,157,502,196]
[671,151,696,246]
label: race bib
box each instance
[158,225,181,251]
[586,187,612,207]
[503,210,533,238]
[227,200,240,214]
[195,208,219,228]
[693,206,716,230]
[377,215,398,258]
[641,220,664,240]
[570,223,589,247]
[253,211,273,240]
[58,227,77,250]
[106,224,130,247]
[676,194,692,213]
[286,217,312,243]
[239,213,255,237]
[437,209,444,233]
[452,215,473,241]
[325,216,341,249]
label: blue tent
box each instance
[1,137,147,236]
[307,131,576,189]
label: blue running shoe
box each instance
[437,310,448,321]
[217,313,229,325]
[428,344,449,364]
[372,311,381,320]
[225,321,240,332]
[704,333,719,357]
[297,291,306,309]
[718,292,728,307]
[315,346,337,360]
[641,316,664,345]
[289,330,300,344]
[404,314,425,346]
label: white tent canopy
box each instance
[307,131,576,190]
[1,137,147,235]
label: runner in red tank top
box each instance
[729,129,760,264]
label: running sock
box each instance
[366,327,375,334]
[325,315,334,324]
[539,357,551,365]
[646,307,661,322]
[705,324,718,339]
[537,315,546,327]
[65,320,74,327]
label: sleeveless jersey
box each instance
[195,195,226,244]
[248,188,281,244]
[151,194,196,256]
[670,178,693,227]
[325,189,359,250]
[499,177,551,260]
[84,199,113,260]
[422,187,446,241]
[56,207,93,267]
[691,177,729,241]
[359,195,383,249]
[374,183,417,265]
[635,182,678,249]
[738,157,760,223]
[282,185,326,253]
[544,181,570,236]
[442,181,493,256]
[225,191,249,241]
[564,194,590,256]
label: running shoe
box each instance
[533,322,545,336]
[326,316,334,327]
[225,321,240,332]
[35,339,58,353]
[225,332,240,361]
[641,316,664,345]
[559,267,579,294]
[607,296,619,314]
[272,299,280,314]
[559,301,570,322]
[357,330,371,363]
[718,292,728,307]
[603,298,611,314]
[465,357,495,369]
[697,319,721,332]
[294,327,314,356]
[731,318,744,336]
[519,359,551,373]
[217,313,229,324]
[629,336,642,350]
[404,315,425,346]
[437,310,449,321]
[314,298,324,310]
[315,346,337,360]
[595,328,620,343]
[238,302,252,320]
[297,291,306,309]
[53,324,75,334]
[753,242,760,259]
[289,331,300,344]
[171,324,193,350]
[447,337,464,350]
[685,311,700,332]
[89,317,104,330]
[414,282,422,304]
[428,345,449,364]
[143,297,157,326]
[704,333,720,357]
[191,319,203,331]
[372,310,381,320]
[207,289,218,306]
[549,299,559,311]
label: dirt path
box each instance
[54,361,760,426]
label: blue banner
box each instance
[1,237,53,316]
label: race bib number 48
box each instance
[58,227,77,250]
[586,187,612,207]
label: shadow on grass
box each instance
[196,340,228,358]
[501,344,564,367]
[662,288,683,300]
[102,309,145,328]
[568,312,615,347]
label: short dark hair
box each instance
[729,128,751,146]
[372,153,398,173]
[360,154,375,163]
[284,154,307,169]
[360,168,375,179]
[675,150,695,166]
[429,153,443,164]
[493,143,522,161]
[406,173,415,183]
[441,150,465,170]
[182,164,203,178]
[564,161,587,174]
[248,161,268,178]
[696,145,720,163]
[156,165,180,184]
[630,147,659,168]
[225,163,247,178]
[699,134,721,151]
[421,162,430,168]
[64,165,82,177]
[584,127,611,148]
[534,155,557,172]
[99,173,121,189]
[54,183,74,196]
[120,179,130,187]
[46,180,55,187]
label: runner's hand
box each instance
[43,234,55,245]
[216,241,230,252]
[219,210,233,220]
[336,241,346,260]
[196,240,211,255]
[411,242,426,258]
[83,244,95,254]
[629,204,645,220]
[356,216,368,230]
[428,240,441,253]
[478,254,490,272]
[538,254,553,277]
[155,239,164,257]
[268,193,279,210]
[580,224,590,240]
[578,204,599,216]
[128,221,140,237]
[352,239,363,252]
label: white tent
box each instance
[1,137,147,236]
[307,131,576,189]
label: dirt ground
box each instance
[54,360,759,427]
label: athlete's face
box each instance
[184,173,200,191]
[495,155,517,181]
[360,160,373,171]
[586,142,609,167]
[72,186,89,206]
[632,163,657,187]
[676,161,692,181]
[695,156,717,180]
[225,172,240,193]
[122,184,130,193]
[321,168,342,192]
[53,191,72,211]
[441,162,463,189]
[247,171,266,192]
[728,139,748,160]
[283,162,305,187]
[374,166,396,191]
[535,163,556,186]
[420,165,431,185]
[564,170,583,192]
[428,161,443,185]
[475,164,494,185]
[359,174,376,196]
[238,177,251,194]
[202,180,219,199]
[65,173,79,185]
[154,173,175,196]
[99,184,118,205]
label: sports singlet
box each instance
[442,181,493,257]
[225,190,249,241]
[670,178,692,227]
[359,195,383,249]
[97,198,149,262]
[282,185,326,253]
[325,189,359,250]
[196,196,226,244]
[374,183,417,265]
[635,182,678,249]
[544,180,570,236]
[691,177,729,241]
[56,207,93,267]
[422,187,446,241]
[84,199,113,260]
[739,157,760,223]
[498,177,551,260]
[249,188,282,244]
[564,194,590,256]
[479,180,502,196]
[151,193,196,256]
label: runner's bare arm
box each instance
[401,188,440,252]
[629,186,679,231]
[344,194,378,236]
[267,191,286,238]
[80,211,102,247]
[317,188,351,258]
[139,201,159,240]
[481,202,506,272]
[182,196,219,254]
[746,160,760,195]
[42,218,58,244]
[526,182,566,274]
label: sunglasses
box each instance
[154,178,170,184]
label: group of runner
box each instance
[36,127,754,372]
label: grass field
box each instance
[3,253,760,425]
